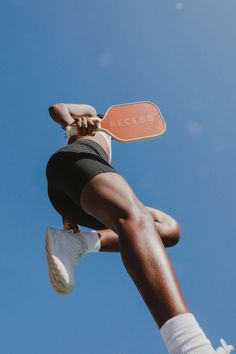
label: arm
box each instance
[48,103,98,129]
[48,103,75,128]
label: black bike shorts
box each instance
[46,139,118,230]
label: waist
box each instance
[68,133,111,163]
[52,139,109,161]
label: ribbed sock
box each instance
[160,313,215,354]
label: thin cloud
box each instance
[97,52,112,68]
[176,2,184,11]
[186,120,203,137]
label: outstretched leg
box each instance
[77,173,232,353]
[79,172,188,327]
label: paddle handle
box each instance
[65,125,108,140]
[65,113,106,140]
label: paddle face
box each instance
[99,101,166,142]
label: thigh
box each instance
[46,150,117,205]
[79,172,150,233]
[46,147,148,231]
[47,186,107,230]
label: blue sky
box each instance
[0,0,235,353]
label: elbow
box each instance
[48,103,64,115]
[48,103,65,121]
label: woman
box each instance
[45,103,233,354]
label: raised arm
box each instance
[48,103,97,129]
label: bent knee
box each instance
[116,205,154,233]
[165,221,181,246]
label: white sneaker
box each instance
[216,339,234,353]
[45,227,99,295]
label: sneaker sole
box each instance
[45,229,73,296]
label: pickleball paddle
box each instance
[66,101,166,142]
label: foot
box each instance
[45,227,96,295]
[216,339,234,353]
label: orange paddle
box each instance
[66,101,166,142]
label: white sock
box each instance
[160,313,215,354]
[74,230,101,253]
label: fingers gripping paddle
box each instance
[66,101,166,142]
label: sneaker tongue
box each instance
[61,233,81,265]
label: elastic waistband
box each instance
[70,139,107,156]
[52,139,108,161]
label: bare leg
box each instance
[79,172,189,328]
[98,207,180,252]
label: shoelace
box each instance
[219,338,235,353]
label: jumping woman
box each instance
[45,103,234,354]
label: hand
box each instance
[70,115,101,136]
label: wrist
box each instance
[65,125,79,143]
